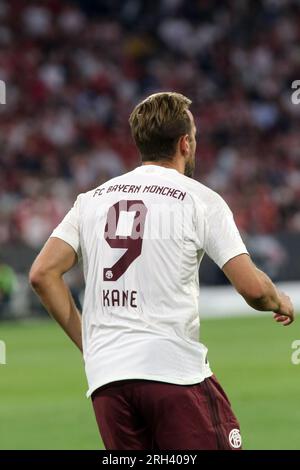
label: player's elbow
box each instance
[29,264,52,290]
[238,283,267,305]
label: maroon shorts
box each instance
[91,375,242,450]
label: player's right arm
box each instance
[201,193,294,326]
[223,254,294,326]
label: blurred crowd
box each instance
[1,0,300,250]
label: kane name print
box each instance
[93,183,186,201]
[102,289,137,308]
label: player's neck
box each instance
[142,157,185,175]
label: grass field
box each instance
[0,315,299,450]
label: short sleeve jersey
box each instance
[50,165,248,396]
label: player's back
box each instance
[52,164,247,396]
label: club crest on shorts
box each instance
[229,428,242,448]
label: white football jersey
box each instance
[50,165,248,397]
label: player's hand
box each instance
[273,292,295,326]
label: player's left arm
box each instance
[29,237,82,352]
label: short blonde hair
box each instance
[129,92,192,161]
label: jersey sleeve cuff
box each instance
[216,248,249,270]
[49,232,81,260]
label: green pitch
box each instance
[0,315,299,450]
